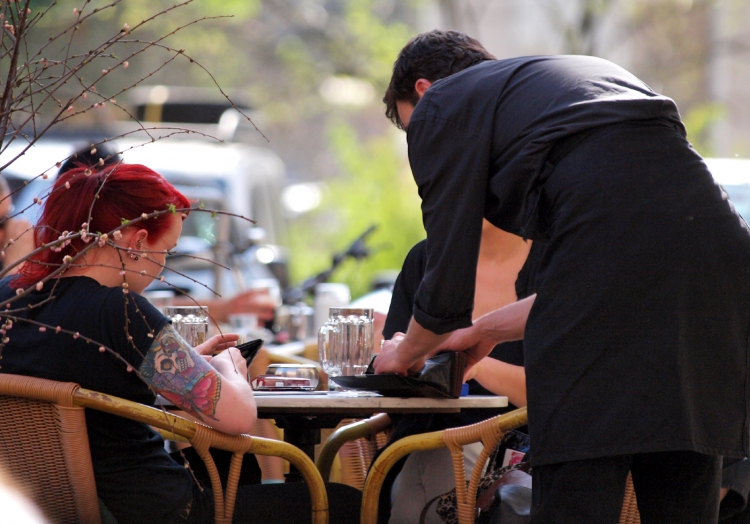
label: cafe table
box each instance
[252,390,508,481]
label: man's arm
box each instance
[375,295,536,376]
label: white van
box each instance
[1,135,290,301]
[704,157,750,220]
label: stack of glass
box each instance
[162,306,209,347]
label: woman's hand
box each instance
[210,346,249,381]
[194,333,240,359]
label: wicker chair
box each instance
[0,373,329,524]
[316,413,392,489]
[358,407,641,524]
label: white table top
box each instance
[252,391,508,416]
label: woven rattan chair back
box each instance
[1,373,330,524]
[619,473,641,524]
[336,419,390,490]
[0,373,102,524]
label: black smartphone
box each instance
[236,339,264,366]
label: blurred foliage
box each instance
[286,121,425,299]
[21,0,748,301]
[683,102,726,157]
[21,0,426,299]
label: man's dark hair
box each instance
[383,30,495,130]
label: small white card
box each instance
[502,449,526,468]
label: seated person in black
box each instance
[0,162,360,524]
[381,221,543,524]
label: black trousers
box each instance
[530,451,721,524]
[172,447,361,524]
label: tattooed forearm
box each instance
[139,324,222,421]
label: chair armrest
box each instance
[73,387,329,524]
[316,413,392,481]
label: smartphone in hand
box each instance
[236,339,264,367]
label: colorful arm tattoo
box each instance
[139,324,221,421]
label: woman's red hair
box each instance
[12,163,190,289]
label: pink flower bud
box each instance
[123,61,129,69]
[39,327,46,332]
[99,346,106,352]
[35,282,43,291]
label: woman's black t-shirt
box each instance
[0,276,192,524]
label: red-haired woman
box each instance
[0,164,360,523]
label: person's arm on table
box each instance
[140,324,257,435]
[464,358,526,407]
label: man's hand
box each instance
[373,319,450,376]
[373,333,426,376]
[226,289,277,322]
[439,324,495,371]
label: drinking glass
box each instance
[318,307,374,390]
[162,306,209,346]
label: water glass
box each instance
[318,307,374,389]
[162,306,209,347]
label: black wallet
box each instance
[331,351,468,398]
